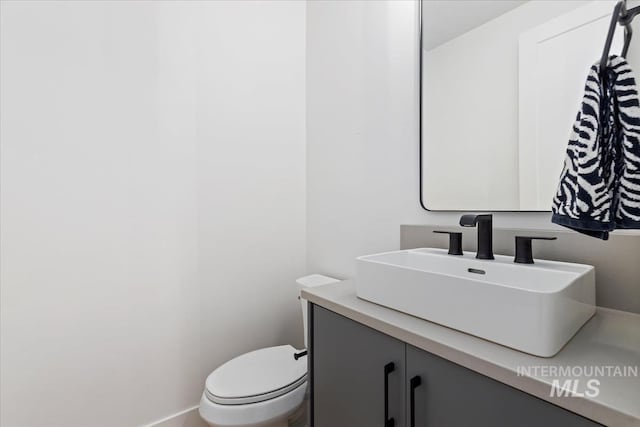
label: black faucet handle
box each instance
[433,231,463,255]
[514,236,557,264]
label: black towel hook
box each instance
[600,0,640,75]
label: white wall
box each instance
[0,2,305,427]
[306,0,563,280]
[193,0,307,391]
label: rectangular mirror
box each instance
[420,0,627,211]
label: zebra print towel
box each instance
[552,56,640,240]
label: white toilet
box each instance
[199,274,340,427]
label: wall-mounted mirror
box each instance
[420,0,632,211]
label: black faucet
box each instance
[459,214,494,260]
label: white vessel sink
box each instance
[355,248,595,357]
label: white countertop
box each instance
[302,280,640,427]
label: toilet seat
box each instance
[205,345,307,405]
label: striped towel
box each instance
[552,56,640,240]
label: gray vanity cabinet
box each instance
[406,346,601,427]
[311,305,405,427]
[310,304,602,427]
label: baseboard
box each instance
[143,405,208,427]
[143,398,308,427]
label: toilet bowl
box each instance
[199,275,340,427]
[199,345,307,427]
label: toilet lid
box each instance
[205,345,307,405]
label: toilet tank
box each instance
[297,274,340,348]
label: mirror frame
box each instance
[418,0,551,213]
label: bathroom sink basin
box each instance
[355,248,595,357]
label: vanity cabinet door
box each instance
[311,304,406,427]
[406,345,602,427]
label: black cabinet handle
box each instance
[384,362,395,427]
[410,376,422,427]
